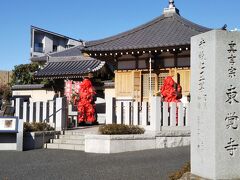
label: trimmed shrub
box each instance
[99,124,145,135]
[168,162,190,180]
[24,122,55,132]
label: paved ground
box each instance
[0,146,189,180]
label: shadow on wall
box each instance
[95,103,106,113]
[0,134,16,143]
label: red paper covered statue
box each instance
[160,76,182,102]
[160,76,182,124]
[77,78,96,124]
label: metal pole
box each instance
[149,57,152,97]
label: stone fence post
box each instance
[105,96,115,124]
[150,96,161,132]
[55,97,67,131]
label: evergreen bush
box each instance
[99,124,145,135]
[24,122,55,132]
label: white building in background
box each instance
[231,28,240,32]
[30,26,82,59]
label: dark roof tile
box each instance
[84,13,211,52]
[12,84,45,90]
[34,58,105,79]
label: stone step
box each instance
[64,131,90,135]
[62,127,100,135]
[52,139,84,145]
[45,143,85,151]
[55,134,60,139]
[59,134,85,140]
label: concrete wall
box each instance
[44,34,54,54]
[58,39,66,51]
[0,134,17,150]
[0,118,23,151]
[12,89,55,102]
[68,39,82,46]
[85,132,190,154]
[23,131,60,150]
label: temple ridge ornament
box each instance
[163,0,179,15]
[169,0,175,8]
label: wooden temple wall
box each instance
[115,68,191,101]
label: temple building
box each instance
[33,46,108,99]
[82,0,211,101]
[34,0,212,102]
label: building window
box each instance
[34,43,43,53]
[53,45,58,52]
[142,73,157,99]
[142,70,170,100]
[158,70,169,88]
[65,45,74,49]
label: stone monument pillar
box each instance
[191,30,240,179]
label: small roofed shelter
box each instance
[33,46,109,97]
[34,56,105,80]
[83,1,211,101]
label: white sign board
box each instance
[0,117,18,132]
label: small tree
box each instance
[0,84,11,102]
[10,63,40,86]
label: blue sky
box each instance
[0,0,239,70]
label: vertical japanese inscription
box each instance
[227,41,238,78]
[196,38,207,151]
[224,40,239,157]
[197,38,207,107]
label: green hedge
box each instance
[24,122,55,132]
[99,124,145,135]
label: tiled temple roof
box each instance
[84,13,210,52]
[34,57,105,79]
[12,84,45,90]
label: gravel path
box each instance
[0,146,190,180]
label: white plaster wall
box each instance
[105,88,115,98]
[12,89,55,102]
[0,143,16,150]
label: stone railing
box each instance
[13,97,67,131]
[106,96,190,132]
